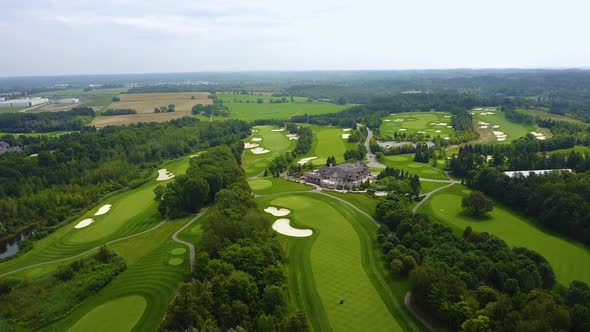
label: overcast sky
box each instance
[1,0,589,76]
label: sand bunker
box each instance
[443,115,451,118]
[497,137,507,142]
[447,126,453,128]
[272,219,313,237]
[244,142,259,149]
[157,169,175,181]
[29,153,38,157]
[286,134,299,140]
[251,129,259,132]
[394,118,404,122]
[444,137,450,140]
[94,204,112,216]
[383,119,391,122]
[75,218,95,229]
[251,147,270,154]
[341,134,351,139]
[374,191,388,197]
[417,131,425,134]
[270,128,285,132]
[297,157,317,165]
[251,137,262,142]
[435,130,442,133]
[190,154,200,158]
[492,125,500,128]
[264,206,291,217]
[342,128,352,131]
[479,126,488,129]
[399,128,407,131]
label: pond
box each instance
[0,228,35,259]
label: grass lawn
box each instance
[65,295,146,332]
[248,177,312,195]
[323,191,381,216]
[381,154,449,180]
[297,125,357,167]
[472,107,535,144]
[257,193,423,332]
[548,145,590,156]
[380,112,454,140]
[420,184,590,286]
[0,106,28,113]
[241,125,296,177]
[0,155,192,276]
[518,107,585,124]
[419,181,449,194]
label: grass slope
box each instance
[381,154,449,180]
[472,107,534,144]
[420,184,590,286]
[380,112,453,139]
[298,126,356,166]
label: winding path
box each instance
[171,208,208,272]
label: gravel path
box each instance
[171,208,208,272]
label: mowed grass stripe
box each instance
[265,194,402,331]
[421,185,590,286]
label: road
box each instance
[171,208,208,272]
[364,127,386,169]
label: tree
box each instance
[168,104,176,112]
[410,175,421,198]
[285,311,309,332]
[462,191,493,217]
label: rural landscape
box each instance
[2,0,590,331]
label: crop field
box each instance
[381,154,449,180]
[257,192,422,332]
[31,88,128,109]
[242,125,297,177]
[92,92,211,127]
[419,184,590,286]
[471,107,536,144]
[518,107,585,124]
[296,126,357,166]
[380,112,454,140]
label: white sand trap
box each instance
[272,219,313,237]
[264,206,291,216]
[374,191,388,197]
[270,128,285,132]
[383,119,391,122]
[251,129,259,133]
[341,134,351,139]
[29,153,38,157]
[251,147,270,154]
[479,126,488,129]
[470,112,475,115]
[443,115,451,118]
[399,128,407,131]
[447,126,453,128]
[474,107,483,111]
[497,137,507,142]
[286,134,299,140]
[444,137,450,140]
[190,154,200,158]
[94,204,112,216]
[394,118,404,122]
[492,125,500,128]
[342,128,352,131]
[297,157,317,165]
[417,131,425,134]
[244,142,259,149]
[157,169,175,181]
[536,136,547,140]
[435,130,442,133]
[75,218,95,229]
[251,137,262,142]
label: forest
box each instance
[160,146,305,331]
[0,117,250,241]
[0,107,95,133]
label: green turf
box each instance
[548,145,590,156]
[297,126,357,166]
[258,193,423,332]
[419,181,449,194]
[420,184,590,286]
[168,258,184,265]
[66,295,147,332]
[30,88,128,108]
[517,107,585,124]
[322,192,381,216]
[380,112,454,140]
[472,107,535,144]
[170,248,186,255]
[248,177,312,195]
[242,125,296,177]
[381,154,449,180]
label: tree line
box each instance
[0,107,95,133]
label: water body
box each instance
[0,229,35,259]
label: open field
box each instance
[472,107,535,144]
[380,112,454,140]
[419,184,590,286]
[92,92,211,127]
[419,181,449,194]
[248,177,312,195]
[323,191,381,216]
[548,145,590,156]
[296,126,357,166]
[242,125,297,177]
[217,93,308,103]
[518,107,585,124]
[258,193,422,332]
[31,88,128,109]
[381,154,449,180]
[0,106,28,113]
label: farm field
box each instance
[31,88,128,109]
[471,107,536,144]
[381,154,449,180]
[202,97,349,122]
[518,107,585,124]
[242,125,297,177]
[92,92,210,127]
[380,112,454,140]
[297,126,357,167]
[257,192,422,332]
[419,184,590,286]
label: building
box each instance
[503,169,571,178]
[303,162,370,189]
[0,97,49,108]
[56,98,80,104]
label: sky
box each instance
[1,0,589,76]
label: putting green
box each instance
[422,185,590,286]
[268,194,402,331]
[67,295,146,332]
[170,248,186,255]
[248,179,273,190]
[168,258,184,266]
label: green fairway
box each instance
[381,154,449,180]
[323,191,381,216]
[472,107,535,144]
[248,177,312,195]
[242,125,296,177]
[380,112,454,140]
[548,145,590,156]
[420,185,590,286]
[258,193,422,332]
[298,126,357,166]
[0,155,191,277]
[517,107,585,124]
[419,181,449,194]
[66,295,147,332]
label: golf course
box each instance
[380,112,454,140]
[296,126,358,166]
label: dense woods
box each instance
[101,108,137,116]
[0,117,250,240]
[375,194,590,331]
[161,146,303,331]
[0,107,95,133]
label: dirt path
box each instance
[171,208,208,272]
[404,292,436,332]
